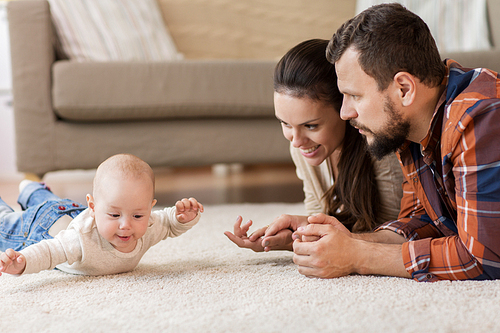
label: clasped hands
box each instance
[224,213,356,278]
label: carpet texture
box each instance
[2,203,500,333]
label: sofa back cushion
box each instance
[48,0,181,61]
[52,60,277,121]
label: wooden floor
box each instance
[0,163,304,210]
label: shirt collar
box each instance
[420,88,447,152]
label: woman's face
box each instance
[274,92,346,166]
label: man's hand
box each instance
[0,249,26,276]
[292,214,355,278]
[292,214,410,279]
[175,197,204,223]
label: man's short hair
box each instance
[327,3,446,91]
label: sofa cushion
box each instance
[440,50,500,73]
[48,0,181,62]
[52,60,277,121]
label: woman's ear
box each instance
[393,72,416,106]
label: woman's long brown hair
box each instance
[274,39,380,232]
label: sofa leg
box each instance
[212,163,244,177]
[23,173,42,182]
[229,163,244,173]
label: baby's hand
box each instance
[175,197,204,223]
[0,249,26,276]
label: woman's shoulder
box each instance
[372,153,403,177]
[372,153,405,196]
[372,154,404,222]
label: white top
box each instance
[20,207,200,276]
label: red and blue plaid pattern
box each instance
[376,59,500,282]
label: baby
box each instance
[0,153,203,276]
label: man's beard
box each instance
[352,98,410,160]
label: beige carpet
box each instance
[2,203,500,333]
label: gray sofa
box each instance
[8,0,500,178]
[7,0,290,177]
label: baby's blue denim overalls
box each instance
[0,182,86,251]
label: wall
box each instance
[158,0,356,59]
[0,1,17,178]
[0,1,10,91]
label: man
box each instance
[290,3,500,281]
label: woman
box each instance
[224,39,403,251]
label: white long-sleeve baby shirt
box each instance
[20,207,199,275]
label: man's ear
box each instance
[393,72,416,106]
[86,194,95,217]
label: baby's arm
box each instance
[175,197,204,223]
[0,249,26,276]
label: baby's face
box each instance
[89,175,156,253]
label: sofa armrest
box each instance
[7,0,56,176]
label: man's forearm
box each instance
[352,240,411,278]
[354,229,406,244]
[351,230,411,278]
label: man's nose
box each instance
[340,102,357,121]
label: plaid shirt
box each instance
[376,59,500,282]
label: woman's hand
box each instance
[264,214,308,235]
[224,216,265,252]
[258,214,313,251]
[225,214,303,252]
[260,214,315,251]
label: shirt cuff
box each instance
[402,239,438,282]
[375,215,442,241]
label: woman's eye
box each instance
[280,120,291,128]
[305,124,318,130]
